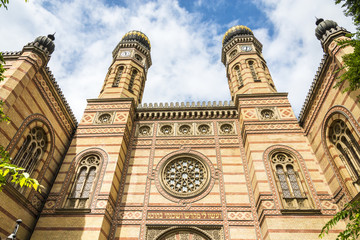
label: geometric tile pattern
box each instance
[227,211,253,220]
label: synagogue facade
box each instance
[0,18,359,240]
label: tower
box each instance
[99,30,152,105]
[30,30,152,239]
[221,26,276,99]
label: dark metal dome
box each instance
[315,18,338,40]
[223,25,253,46]
[33,34,55,54]
[121,30,151,50]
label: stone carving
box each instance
[138,125,152,136]
[94,111,115,125]
[178,124,192,135]
[257,107,279,120]
[218,122,235,135]
[196,123,212,135]
[160,125,173,135]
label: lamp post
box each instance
[6,219,22,240]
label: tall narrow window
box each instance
[329,119,360,182]
[66,155,101,209]
[271,151,312,209]
[248,60,259,82]
[129,69,137,92]
[234,65,243,88]
[12,127,47,175]
[112,66,124,87]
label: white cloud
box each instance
[253,0,356,116]
[0,0,356,121]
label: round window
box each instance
[98,113,112,123]
[139,125,151,135]
[160,156,210,198]
[160,125,172,135]
[179,125,191,134]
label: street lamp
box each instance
[6,219,22,240]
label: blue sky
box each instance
[0,0,356,120]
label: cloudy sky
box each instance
[0,0,356,121]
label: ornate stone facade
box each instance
[0,20,359,240]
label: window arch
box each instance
[234,65,243,88]
[248,60,259,82]
[129,69,137,92]
[270,151,313,209]
[329,119,360,182]
[12,127,47,175]
[65,154,102,209]
[112,66,124,87]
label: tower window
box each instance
[248,60,260,82]
[329,119,360,182]
[112,66,124,87]
[230,49,237,58]
[66,154,101,209]
[135,54,143,62]
[270,151,312,209]
[234,65,243,88]
[128,69,137,92]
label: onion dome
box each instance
[33,34,55,54]
[315,18,338,40]
[223,25,253,46]
[121,30,151,50]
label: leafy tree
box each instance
[0,0,41,192]
[319,200,360,240]
[0,0,28,9]
[333,0,360,93]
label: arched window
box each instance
[112,66,124,87]
[128,69,137,92]
[248,60,259,82]
[65,154,101,208]
[134,54,142,61]
[234,65,243,88]
[230,49,237,58]
[329,119,360,182]
[12,127,47,175]
[270,151,312,209]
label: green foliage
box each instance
[335,0,360,27]
[334,0,360,94]
[319,200,360,240]
[333,37,360,93]
[0,146,41,191]
[0,0,28,9]
[0,0,9,9]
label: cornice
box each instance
[42,67,78,127]
[298,54,329,125]
[135,101,237,120]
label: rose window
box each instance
[179,125,191,134]
[161,157,209,198]
[261,109,274,119]
[198,124,210,134]
[160,125,172,135]
[98,113,112,123]
[220,124,233,134]
[139,125,151,136]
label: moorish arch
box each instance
[322,105,360,198]
[152,226,216,240]
[6,113,55,184]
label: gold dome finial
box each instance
[222,25,253,45]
